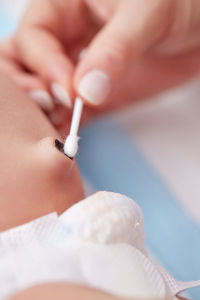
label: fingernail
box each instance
[29,90,54,111]
[78,69,112,105]
[51,83,72,108]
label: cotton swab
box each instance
[64,96,83,158]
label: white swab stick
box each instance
[64,97,83,158]
[69,97,83,136]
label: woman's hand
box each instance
[1,0,200,126]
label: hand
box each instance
[14,0,200,105]
[2,0,200,121]
[0,38,73,134]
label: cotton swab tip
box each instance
[64,135,79,158]
[64,96,83,158]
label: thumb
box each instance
[74,0,172,106]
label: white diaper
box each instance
[0,191,199,299]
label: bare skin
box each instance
[10,283,123,300]
[9,283,188,300]
[0,71,84,231]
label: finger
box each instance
[15,25,74,109]
[14,72,55,112]
[0,56,54,112]
[74,0,172,106]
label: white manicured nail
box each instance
[51,83,72,108]
[78,69,111,105]
[29,90,54,111]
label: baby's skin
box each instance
[10,283,122,300]
[0,71,83,231]
[9,284,187,300]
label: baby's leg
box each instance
[9,283,121,300]
[9,283,189,300]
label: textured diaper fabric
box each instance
[0,191,199,300]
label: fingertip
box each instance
[12,72,55,112]
[75,69,112,106]
[46,55,75,109]
[51,82,72,109]
[15,27,75,108]
[29,89,54,111]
